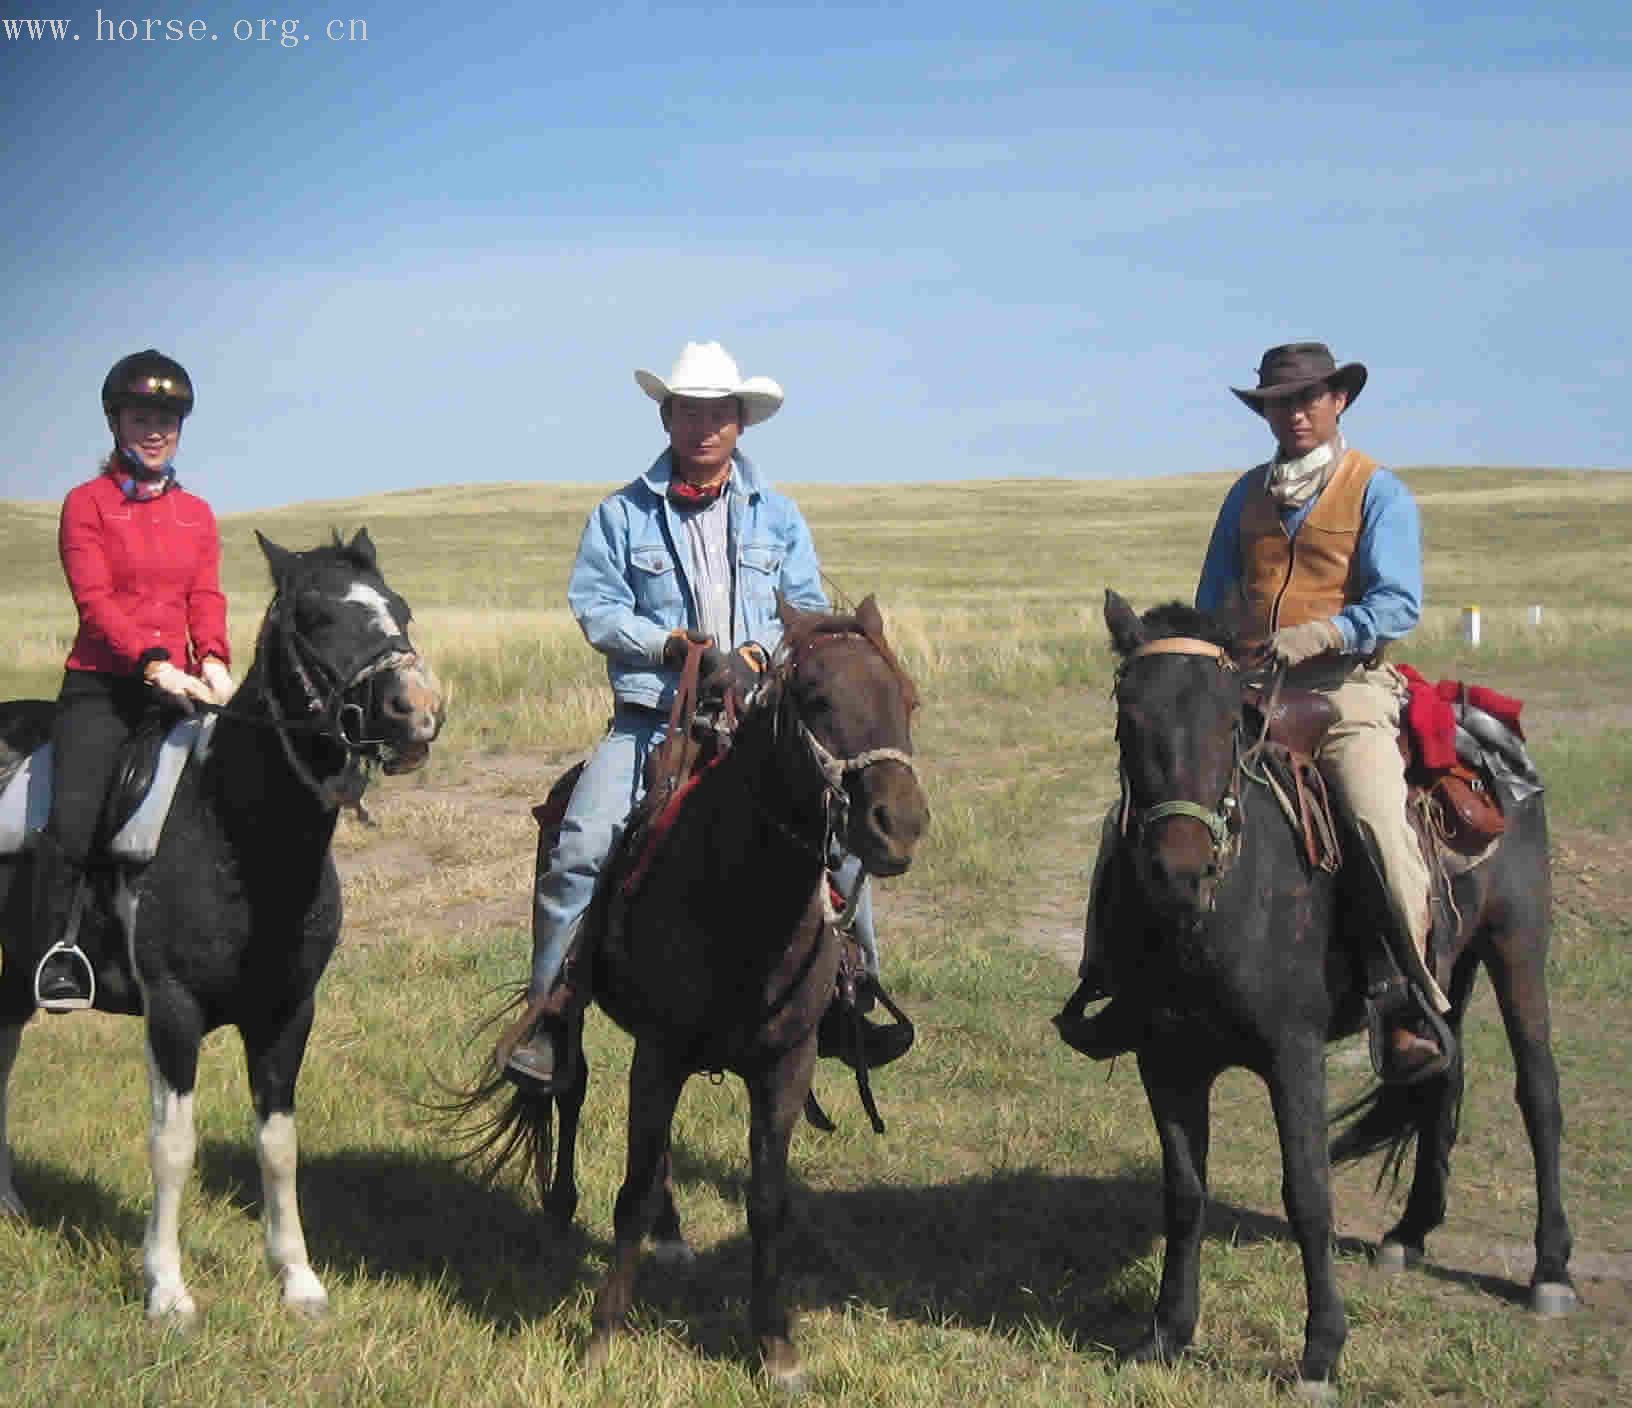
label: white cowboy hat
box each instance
[634,341,784,426]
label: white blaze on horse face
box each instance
[342,582,402,643]
[143,1047,199,1321]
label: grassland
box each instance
[1,468,1628,1405]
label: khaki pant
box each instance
[1314,664,1449,1012]
[1081,661,1448,1014]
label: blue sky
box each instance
[3,1,1628,512]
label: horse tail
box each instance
[426,989,558,1195]
[1328,1041,1465,1191]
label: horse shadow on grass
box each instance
[186,1134,1386,1370]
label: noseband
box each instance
[1116,636,1244,905]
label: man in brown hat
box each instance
[1058,342,1448,1082]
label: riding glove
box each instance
[699,643,765,706]
[144,660,216,710]
[200,657,236,705]
[660,629,713,671]
[1268,619,1344,668]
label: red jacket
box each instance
[59,468,231,676]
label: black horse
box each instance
[1082,591,1571,1395]
[459,597,929,1389]
[0,529,444,1321]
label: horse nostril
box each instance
[383,687,414,718]
[870,803,894,839]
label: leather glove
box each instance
[200,657,236,705]
[145,660,215,712]
[1268,619,1344,668]
[699,643,765,706]
[660,629,713,671]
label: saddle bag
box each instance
[1428,763,1506,855]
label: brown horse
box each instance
[459,596,928,1389]
[1086,591,1572,1397]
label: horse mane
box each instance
[1134,600,1240,656]
[778,608,919,714]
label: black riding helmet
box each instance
[102,349,195,421]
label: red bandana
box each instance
[667,473,729,509]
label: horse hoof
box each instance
[282,1266,330,1318]
[762,1342,806,1397]
[583,1330,613,1373]
[146,1287,199,1326]
[1531,1281,1578,1317]
[1125,1328,1181,1365]
[1374,1240,1420,1273]
[1294,1376,1339,1404]
[650,1236,695,1266]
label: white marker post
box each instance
[1462,605,1482,647]
[1528,604,1544,627]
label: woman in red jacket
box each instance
[33,350,234,1011]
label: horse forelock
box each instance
[1137,601,1238,654]
[779,613,919,714]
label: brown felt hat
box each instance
[1231,342,1367,414]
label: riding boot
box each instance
[30,833,96,1013]
[817,993,914,1069]
[497,978,585,1094]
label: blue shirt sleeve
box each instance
[568,496,672,667]
[1333,468,1422,654]
[1195,470,1256,612]
[776,498,827,614]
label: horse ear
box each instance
[1104,589,1146,657]
[257,530,297,584]
[347,527,378,570]
[855,595,884,638]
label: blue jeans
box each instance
[528,707,879,997]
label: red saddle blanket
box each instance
[1396,664,1524,772]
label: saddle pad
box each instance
[0,717,215,862]
[109,715,216,862]
[0,742,54,855]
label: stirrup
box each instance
[34,941,96,1013]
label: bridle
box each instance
[1115,636,1247,906]
[763,629,919,921]
[202,582,426,812]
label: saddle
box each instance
[0,714,214,864]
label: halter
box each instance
[1116,636,1245,903]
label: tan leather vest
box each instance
[1239,449,1379,637]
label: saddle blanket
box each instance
[0,715,216,862]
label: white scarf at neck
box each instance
[1266,434,1345,508]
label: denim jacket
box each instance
[568,449,828,710]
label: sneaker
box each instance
[502,1018,575,1094]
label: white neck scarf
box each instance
[1266,434,1345,508]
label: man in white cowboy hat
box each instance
[500,340,913,1092]
[1058,342,1450,1083]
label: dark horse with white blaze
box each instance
[460,597,928,1389]
[0,529,444,1320]
[1088,591,1572,1396]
